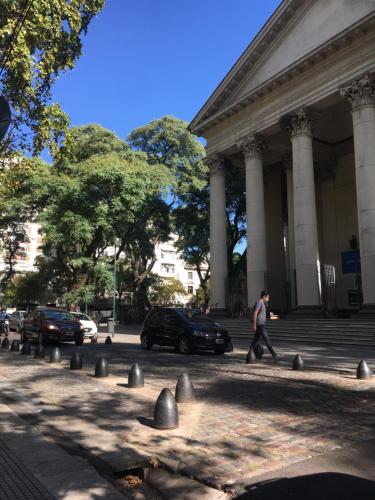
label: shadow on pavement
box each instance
[236,472,375,499]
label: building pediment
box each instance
[189,0,375,135]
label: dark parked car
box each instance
[140,307,232,354]
[22,307,84,346]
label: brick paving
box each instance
[0,332,375,492]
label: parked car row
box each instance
[1,307,98,346]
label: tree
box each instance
[127,115,206,201]
[0,0,105,157]
[150,277,187,306]
[33,122,172,306]
[55,124,131,168]
[127,116,209,302]
[0,157,49,288]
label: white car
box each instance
[71,312,97,339]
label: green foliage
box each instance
[12,272,53,305]
[32,125,171,302]
[55,124,131,167]
[150,277,187,306]
[0,0,105,156]
[127,115,206,199]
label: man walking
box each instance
[250,291,278,359]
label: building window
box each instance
[161,263,175,274]
[188,271,193,280]
[161,250,176,260]
[187,286,194,294]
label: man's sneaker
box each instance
[272,354,283,362]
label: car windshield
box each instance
[72,313,90,321]
[43,311,75,321]
[180,311,214,324]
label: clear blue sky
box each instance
[51,0,281,140]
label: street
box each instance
[0,328,375,498]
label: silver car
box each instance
[9,310,26,333]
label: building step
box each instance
[217,318,375,347]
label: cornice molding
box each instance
[190,11,375,136]
[340,73,375,111]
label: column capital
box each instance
[237,133,266,160]
[340,73,375,111]
[287,108,313,138]
[204,154,225,175]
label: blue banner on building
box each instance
[341,250,361,274]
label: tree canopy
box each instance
[0,0,105,157]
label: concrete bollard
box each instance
[95,357,108,377]
[105,336,112,345]
[70,350,83,370]
[357,360,372,380]
[34,343,45,359]
[91,335,98,344]
[1,337,10,350]
[21,341,31,355]
[49,347,61,363]
[293,354,304,371]
[154,388,179,429]
[245,348,256,364]
[128,363,144,388]
[175,373,195,403]
[10,339,20,352]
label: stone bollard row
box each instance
[293,354,304,371]
[154,388,179,429]
[175,373,195,403]
[70,350,83,370]
[128,363,144,388]
[95,357,108,377]
[21,341,31,355]
[49,347,61,363]
[245,348,256,364]
[1,337,9,350]
[357,360,372,380]
[10,339,19,352]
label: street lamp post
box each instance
[113,245,116,337]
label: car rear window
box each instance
[43,311,75,321]
[180,311,216,324]
[72,313,90,321]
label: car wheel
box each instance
[75,338,84,346]
[141,333,152,350]
[178,336,192,355]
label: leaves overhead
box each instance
[0,0,105,156]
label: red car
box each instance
[21,307,84,346]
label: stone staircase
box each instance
[216,317,375,347]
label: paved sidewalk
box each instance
[0,402,128,499]
[1,330,375,496]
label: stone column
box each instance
[206,154,228,310]
[284,155,297,309]
[341,74,375,309]
[238,134,267,307]
[289,109,321,308]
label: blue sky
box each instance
[51,0,281,140]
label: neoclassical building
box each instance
[189,0,375,315]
